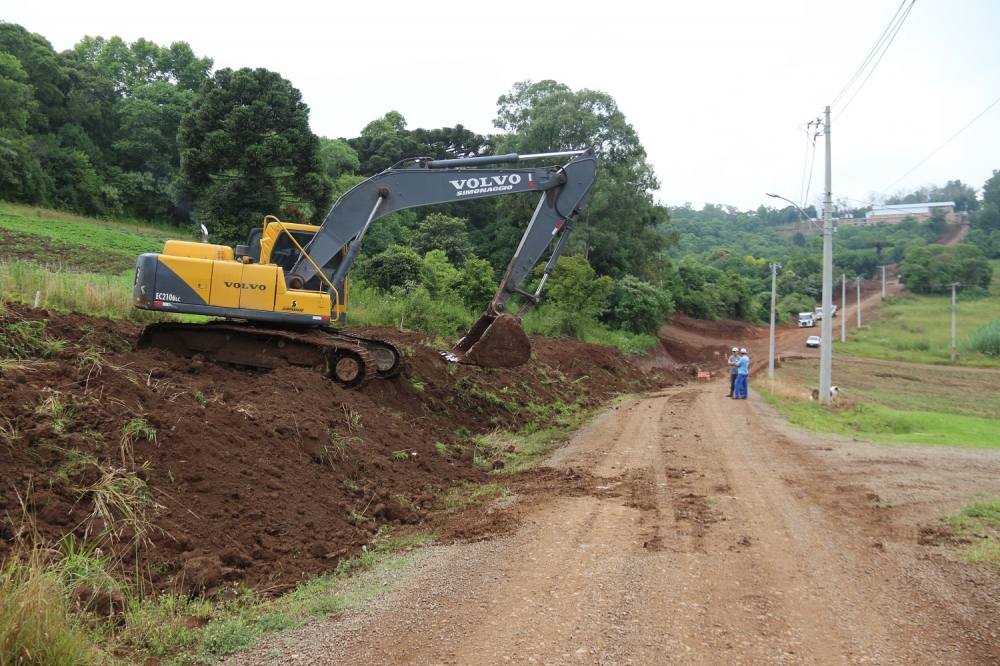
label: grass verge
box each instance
[832,292,1000,368]
[0,530,435,665]
[753,369,1000,448]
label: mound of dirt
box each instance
[0,303,678,595]
[655,315,763,371]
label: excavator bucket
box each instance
[448,313,532,368]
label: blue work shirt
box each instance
[728,354,739,375]
[737,355,749,375]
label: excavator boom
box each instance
[288,148,597,367]
[132,148,597,383]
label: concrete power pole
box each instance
[841,274,846,343]
[952,282,959,361]
[819,106,834,405]
[856,277,862,329]
[881,265,886,299]
[769,262,781,379]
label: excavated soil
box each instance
[0,303,677,597]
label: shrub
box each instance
[412,213,472,264]
[354,245,422,292]
[603,275,673,335]
[964,318,1000,356]
[452,257,497,311]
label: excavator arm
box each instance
[286,148,598,368]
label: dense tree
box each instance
[411,213,473,265]
[355,244,422,292]
[179,67,332,244]
[897,243,992,292]
[317,137,359,182]
[603,275,674,335]
[886,180,980,213]
[452,257,498,311]
[491,80,666,279]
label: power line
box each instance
[880,94,1000,195]
[834,1,915,120]
[830,0,909,109]
[832,0,916,121]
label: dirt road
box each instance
[225,383,1000,665]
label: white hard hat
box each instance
[740,348,747,353]
[732,347,738,352]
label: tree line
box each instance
[1,22,995,337]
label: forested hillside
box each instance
[1,21,997,335]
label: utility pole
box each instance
[769,262,781,380]
[841,273,846,343]
[856,277,862,329]
[880,265,886,300]
[819,106,834,405]
[952,282,959,362]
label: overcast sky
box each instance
[5,0,999,211]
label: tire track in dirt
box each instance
[224,383,1000,665]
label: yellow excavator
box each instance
[133,149,597,388]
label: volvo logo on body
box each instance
[449,174,522,197]
[224,282,267,290]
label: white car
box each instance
[806,335,822,348]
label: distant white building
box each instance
[861,201,959,226]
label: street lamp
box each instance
[765,193,823,232]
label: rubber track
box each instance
[139,322,379,389]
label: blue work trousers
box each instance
[733,374,748,399]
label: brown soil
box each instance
[0,303,677,596]
[647,279,899,378]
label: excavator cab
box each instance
[246,221,349,313]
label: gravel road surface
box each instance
[224,382,1000,665]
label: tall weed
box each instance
[964,318,1000,356]
[0,548,99,665]
[0,259,163,323]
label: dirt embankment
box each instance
[645,280,896,377]
[0,303,679,597]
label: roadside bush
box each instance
[776,293,813,323]
[956,286,991,302]
[346,283,473,336]
[603,275,673,335]
[964,318,1000,357]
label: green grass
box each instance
[1,529,435,666]
[0,259,168,323]
[944,498,1000,567]
[833,291,1000,368]
[759,391,1000,448]
[0,201,191,275]
[755,359,1000,449]
[769,357,1000,420]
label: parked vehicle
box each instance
[806,335,822,348]
[814,306,823,320]
[798,312,816,328]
